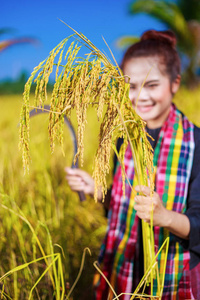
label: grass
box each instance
[0,94,107,299]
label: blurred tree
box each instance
[0,71,28,94]
[117,0,200,87]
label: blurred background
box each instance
[1,0,200,88]
[0,0,165,84]
[0,0,200,299]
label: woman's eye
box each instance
[129,85,136,90]
[148,84,158,88]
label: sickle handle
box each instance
[77,191,86,202]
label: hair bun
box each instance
[141,30,177,49]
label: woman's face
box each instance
[123,56,180,129]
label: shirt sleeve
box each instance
[178,125,200,251]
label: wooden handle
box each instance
[77,191,86,202]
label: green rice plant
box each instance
[0,193,95,300]
[0,194,63,298]
[0,252,65,300]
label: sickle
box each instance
[29,105,85,201]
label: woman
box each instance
[66,30,200,299]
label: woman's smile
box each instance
[123,56,180,128]
[136,103,155,113]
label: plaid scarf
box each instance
[94,104,195,299]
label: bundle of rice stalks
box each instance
[19,23,154,201]
[19,23,167,297]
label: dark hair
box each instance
[120,30,180,82]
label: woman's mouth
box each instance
[136,104,155,113]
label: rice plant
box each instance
[1,67,200,298]
[19,23,162,297]
[0,95,107,299]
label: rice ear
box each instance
[19,26,158,292]
[19,24,154,200]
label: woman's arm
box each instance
[183,125,200,248]
[134,185,190,240]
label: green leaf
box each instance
[129,0,191,43]
[116,36,140,49]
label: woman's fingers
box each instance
[134,185,168,226]
[64,167,95,196]
[66,178,86,191]
[134,185,151,196]
[65,167,88,177]
[134,185,153,223]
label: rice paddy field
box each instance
[0,94,108,299]
[0,87,200,299]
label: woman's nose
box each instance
[137,87,149,101]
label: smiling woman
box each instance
[121,30,181,129]
[123,56,180,128]
[93,30,200,300]
[65,29,200,299]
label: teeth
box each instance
[139,105,151,108]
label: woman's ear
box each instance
[171,75,181,94]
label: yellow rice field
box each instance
[0,86,199,299]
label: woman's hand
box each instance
[134,185,190,239]
[134,185,168,227]
[64,167,103,201]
